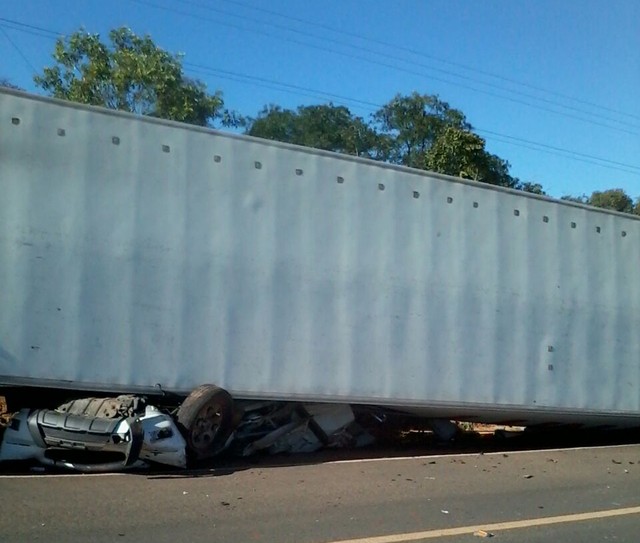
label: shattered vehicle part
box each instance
[234,403,374,456]
[0,394,378,472]
[428,419,459,443]
[0,399,186,472]
[0,408,143,472]
[56,395,148,419]
[137,406,187,469]
[267,404,358,454]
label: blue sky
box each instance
[2,0,639,198]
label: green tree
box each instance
[34,28,235,126]
[518,181,546,195]
[424,127,485,179]
[588,188,634,213]
[0,78,22,90]
[247,105,298,143]
[424,126,519,188]
[247,103,381,158]
[561,194,590,204]
[634,197,640,216]
[373,92,470,167]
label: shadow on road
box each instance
[144,425,640,479]
[2,426,639,478]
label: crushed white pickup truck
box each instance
[1,88,639,471]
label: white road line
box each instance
[0,471,130,479]
[2,442,638,478]
[326,505,640,543]
[327,442,640,465]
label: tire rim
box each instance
[190,403,224,452]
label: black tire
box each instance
[176,384,234,461]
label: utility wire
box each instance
[130,0,639,137]
[1,16,638,177]
[215,0,640,123]
[185,62,382,112]
[477,130,640,176]
[0,17,60,39]
[0,26,38,73]
[5,6,639,137]
[478,129,640,171]
[188,62,640,177]
[170,0,640,131]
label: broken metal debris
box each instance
[473,530,494,538]
[0,396,395,472]
[0,392,521,473]
[0,399,187,472]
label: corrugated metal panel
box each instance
[1,90,639,423]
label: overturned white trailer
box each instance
[1,88,639,452]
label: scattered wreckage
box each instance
[0,385,461,472]
[1,387,443,472]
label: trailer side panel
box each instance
[1,91,639,424]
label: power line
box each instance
[477,130,640,176]
[0,26,38,73]
[168,0,640,132]
[187,61,640,177]
[185,63,381,112]
[1,16,638,178]
[129,0,640,136]
[216,0,640,124]
[6,6,640,137]
[0,17,60,39]
[478,129,640,171]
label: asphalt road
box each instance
[1,444,640,543]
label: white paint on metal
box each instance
[1,90,639,426]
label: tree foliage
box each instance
[373,92,470,167]
[423,127,486,179]
[561,194,590,204]
[248,93,545,193]
[0,78,22,90]
[424,126,519,188]
[247,103,381,158]
[518,182,546,195]
[588,188,634,213]
[34,28,234,126]
[561,189,639,215]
